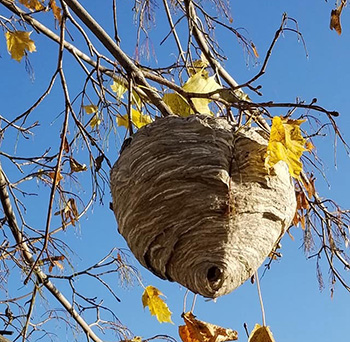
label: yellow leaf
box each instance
[19,0,44,11]
[182,71,221,114]
[248,324,276,342]
[90,114,101,129]
[163,71,221,117]
[83,105,98,114]
[265,116,307,179]
[49,0,62,22]
[111,78,128,99]
[163,93,192,117]
[188,57,209,76]
[141,285,173,323]
[183,71,221,94]
[117,109,152,129]
[111,78,142,107]
[6,31,36,62]
[132,337,142,342]
[69,157,87,173]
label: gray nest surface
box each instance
[110,114,296,298]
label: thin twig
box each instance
[62,0,174,117]
[162,0,186,65]
[24,12,71,285]
[0,165,103,342]
[255,271,266,327]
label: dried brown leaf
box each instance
[48,170,63,185]
[95,155,104,172]
[49,0,62,22]
[251,42,259,58]
[179,312,238,342]
[70,157,87,173]
[330,2,345,35]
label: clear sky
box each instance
[1,0,350,341]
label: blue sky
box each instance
[1,0,350,341]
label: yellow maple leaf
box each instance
[265,116,307,179]
[83,105,99,114]
[117,109,152,129]
[6,30,36,62]
[19,0,44,11]
[248,324,276,342]
[142,285,173,323]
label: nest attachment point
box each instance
[110,114,296,298]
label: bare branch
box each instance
[0,165,103,342]
[62,0,174,117]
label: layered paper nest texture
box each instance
[110,115,296,298]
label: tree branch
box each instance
[62,0,173,117]
[0,165,103,342]
[183,0,270,130]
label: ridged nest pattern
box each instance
[110,114,296,298]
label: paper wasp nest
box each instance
[110,115,296,298]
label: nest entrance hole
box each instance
[207,266,223,290]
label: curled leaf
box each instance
[63,136,70,153]
[330,1,345,35]
[248,324,276,342]
[48,170,63,185]
[95,155,104,172]
[49,259,64,272]
[49,0,62,22]
[251,42,259,58]
[6,31,36,62]
[55,198,79,227]
[179,312,238,342]
[265,116,307,179]
[142,286,173,323]
[69,157,87,173]
[301,173,316,198]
